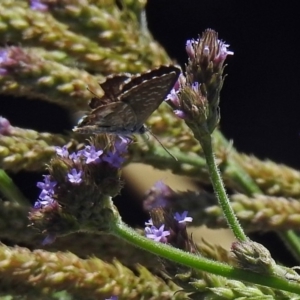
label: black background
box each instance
[1,1,300,265]
[147,0,300,168]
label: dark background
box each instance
[147,0,300,168]
[1,1,300,265]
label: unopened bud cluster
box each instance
[166,29,233,135]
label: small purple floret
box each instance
[174,109,187,119]
[69,152,81,163]
[37,175,57,194]
[105,296,118,300]
[145,224,170,243]
[102,151,125,168]
[166,88,180,107]
[192,82,199,92]
[186,39,195,59]
[0,116,11,135]
[174,211,193,224]
[115,136,129,154]
[83,145,103,164]
[30,0,48,11]
[67,168,83,184]
[55,146,69,158]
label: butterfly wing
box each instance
[90,74,132,109]
[74,102,137,134]
[120,66,181,130]
[75,65,181,135]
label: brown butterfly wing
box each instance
[120,65,181,94]
[90,74,132,109]
[120,66,181,130]
[74,102,137,134]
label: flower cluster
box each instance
[166,29,233,135]
[145,208,193,244]
[145,223,170,243]
[33,136,128,210]
[35,175,57,209]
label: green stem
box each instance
[214,131,300,261]
[112,221,300,295]
[278,230,300,263]
[0,169,29,206]
[213,131,262,195]
[200,134,247,241]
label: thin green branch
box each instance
[113,220,300,295]
[0,169,29,205]
[200,134,247,241]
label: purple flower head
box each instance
[39,188,51,200]
[213,42,234,64]
[192,82,200,93]
[106,296,118,300]
[67,168,83,184]
[30,0,49,11]
[115,136,129,154]
[55,146,69,158]
[145,224,170,243]
[0,116,11,135]
[166,88,180,107]
[174,211,193,224]
[186,39,195,59]
[37,175,57,194]
[174,109,187,119]
[69,152,81,163]
[102,151,125,168]
[83,145,103,164]
[34,195,55,209]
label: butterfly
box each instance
[73,65,181,135]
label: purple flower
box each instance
[214,42,234,64]
[30,0,49,11]
[55,146,69,158]
[83,145,103,164]
[174,211,193,224]
[0,116,11,135]
[174,109,187,119]
[192,82,200,93]
[115,136,129,154]
[166,88,180,107]
[37,175,57,194]
[145,224,170,243]
[34,195,55,209]
[67,168,83,184]
[102,151,125,168]
[106,296,118,300]
[186,39,195,59]
[69,152,80,163]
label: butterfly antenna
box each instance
[147,130,178,161]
